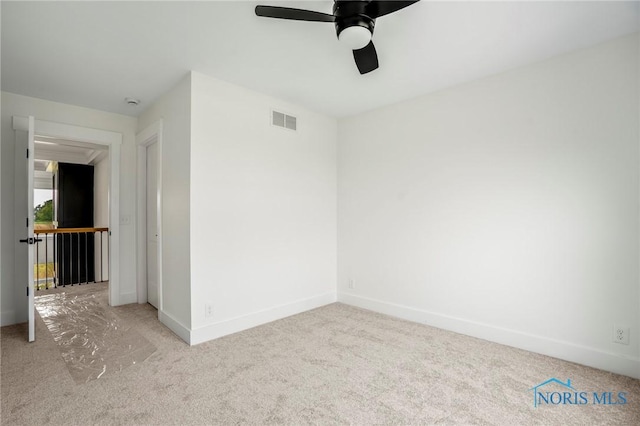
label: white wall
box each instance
[337,34,640,378]
[1,92,138,324]
[138,74,192,333]
[94,156,109,228]
[94,156,109,281]
[189,72,337,344]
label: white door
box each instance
[146,142,158,308]
[16,116,36,341]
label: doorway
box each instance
[146,141,159,308]
[12,116,122,341]
[32,140,109,290]
[136,121,163,312]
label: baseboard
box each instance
[338,292,640,379]
[0,310,16,327]
[159,310,191,345]
[119,291,137,305]
[190,291,337,345]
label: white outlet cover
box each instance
[613,325,630,345]
[205,303,214,319]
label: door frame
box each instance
[136,120,163,312]
[13,116,122,306]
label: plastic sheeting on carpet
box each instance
[35,285,157,384]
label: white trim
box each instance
[13,116,123,306]
[159,310,191,344]
[27,116,35,342]
[13,118,122,146]
[637,30,640,382]
[34,137,108,151]
[108,144,121,306]
[34,141,107,166]
[85,149,106,165]
[338,292,640,379]
[136,121,163,314]
[33,148,89,165]
[190,292,337,345]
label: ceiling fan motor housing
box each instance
[333,1,375,40]
[255,0,421,74]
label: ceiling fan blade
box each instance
[353,41,379,74]
[255,6,336,22]
[367,1,420,18]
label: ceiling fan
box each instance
[255,1,420,74]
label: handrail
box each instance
[33,227,110,289]
[34,227,109,235]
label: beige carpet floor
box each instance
[1,284,639,425]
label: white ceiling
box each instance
[35,137,108,166]
[2,1,638,118]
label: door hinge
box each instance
[27,287,29,297]
[26,148,29,158]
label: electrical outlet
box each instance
[205,303,214,319]
[613,325,630,345]
[348,279,355,289]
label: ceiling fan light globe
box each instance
[338,25,371,50]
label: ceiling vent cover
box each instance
[272,110,297,131]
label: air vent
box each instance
[272,110,297,131]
